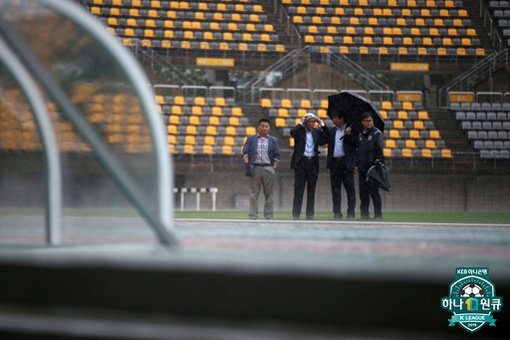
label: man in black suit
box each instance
[290,113,329,220]
[326,112,357,219]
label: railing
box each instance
[261,0,301,47]
[326,53,392,92]
[484,10,504,51]
[132,42,195,86]
[438,49,510,107]
[239,45,309,102]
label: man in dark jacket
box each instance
[327,112,357,219]
[356,112,385,219]
[290,113,329,220]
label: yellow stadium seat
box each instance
[389,129,400,139]
[393,120,404,129]
[183,145,195,154]
[409,130,420,139]
[195,96,205,106]
[264,24,275,32]
[174,96,185,105]
[167,125,177,135]
[185,135,196,145]
[386,139,396,149]
[209,116,220,126]
[202,145,213,154]
[402,102,413,110]
[405,140,416,149]
[414,121,425,130]
[229,117,240,126]
[232,107,243,116]
[425,140,437,149]
[308,26,318,35]
[383,148,393,158]
[317,109,328,119]
[215,97,226,106]
[275,118,286,127]
[224,136,235,146]
[418,111,429,120]
[379,110,388,119]
[243,33,253,41]
[289,138,295,148]
[171,105,182,115]
[189,116,200,125]
[204,136,216,146]
[226,126,237,136]
[324,35,334,44]
[402,148,413,157]
[398,110,409,120]
[442,149,452,158]
[422,149,432,158]
[212,107,223,116]
[206,126,218,136]
[304,35,315,44]
[281,99,292,108]
[429,130,441,139]
[186,126,197,135]
[168,115,180,125]
[261,98,272,108]
[245,126,256,135]
[381,101,393,110]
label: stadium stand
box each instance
[488,0,510,47]
[157,91,252,155]
[261,91,452,159]
[282,0,486,57]
[84,0,287,54]
[451,99,510,159]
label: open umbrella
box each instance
[366,160,391,194]
[327,91,385,132]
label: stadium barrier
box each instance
[174,187,218,211]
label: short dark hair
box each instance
[258,118,270,126]
[360,112,373,121]
[332,111,345,120]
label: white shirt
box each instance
[304,129,315,157]
[333,125,346,158]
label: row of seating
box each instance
[459,121,510,131]
[113,27,280,42]
[303,35,480,47]
[282,0,463,7]
[91,8,268,21]
[450,101,510,111]
[452,101,510,159]
[287,6,469,18]
[456,111,510,121]
[159,95,252,155]
[300,25,477,37]
[104,18,275,32]
[90,1,263,12]
[282,0,485,57]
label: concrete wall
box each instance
[179,170,510,213]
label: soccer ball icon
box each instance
[459,283,485,297]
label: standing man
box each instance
[326,112,357,219]
[242,118,280,220]
[290,113,329,220]
[356,112,385,220]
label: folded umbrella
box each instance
[366,160,391,194]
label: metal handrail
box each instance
[328,53,391,92]
[438,49,510,107]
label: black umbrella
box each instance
[366,160,391,194]
[327,91,385,132]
